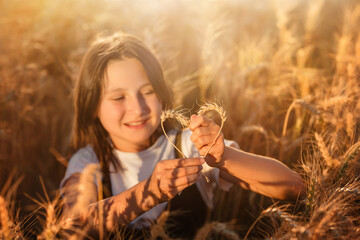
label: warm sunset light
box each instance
[1,0,360,239]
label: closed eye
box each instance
[143,89,154,95]
[113,96,125,101]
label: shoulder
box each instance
[68,145,99,168]
[60,145,99,188]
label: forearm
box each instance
[214,146,304,200]
[63,177,159,232]
[90,178,158,231]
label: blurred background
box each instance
[1,0,360,238]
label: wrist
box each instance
[141,178,162,210]
[204,154,224,168]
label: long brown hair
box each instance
[72,33,173,171]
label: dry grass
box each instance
[1,0,360,239]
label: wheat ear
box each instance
[262,207,298,229]
[194,221,240,240]
[197,102,227,158]
[40,203,57,240]
[150,211,170,240]
[0,196,11,240]
[160,109,190,158]
[74,164,100,216]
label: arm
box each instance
[189,115,305,201]
[217,146,304,200]
[61,157,204,231]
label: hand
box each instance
[189,114,225,166]
[148,157,204,203]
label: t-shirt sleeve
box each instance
[181,128,239,190]
[60,146,99,189]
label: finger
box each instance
[194,131,224,150]
[172,174,201,191]
[163,174,200,198]
[167,165,203,178]
[163,157,205,169]
[192,135,219,150]
[190,126,219,142]
[198,142,224,157]
[189,115,212,131]
[169,173,201,187]
[198,145,211,156]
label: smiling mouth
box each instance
[124,119,149,127]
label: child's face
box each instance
[97,58,162,152]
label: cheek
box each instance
[98,101,126,124]
[149,97,162,118]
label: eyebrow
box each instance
[105,83,152,94]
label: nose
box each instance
[128,94,150,116]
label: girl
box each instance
[61,33,304,238]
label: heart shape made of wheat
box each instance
[160,102,227,160]
[160,102,227,183]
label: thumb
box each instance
[191,114,197,120]
[189,114,198,131]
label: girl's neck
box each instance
[113,130,161,153]
[115,141,151,152]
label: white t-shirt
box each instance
[61,129,238,228]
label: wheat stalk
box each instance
[95,169,104,240]
[282,98,318,137]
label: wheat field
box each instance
[1,0,360,239]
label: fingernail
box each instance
[199,157,205,164]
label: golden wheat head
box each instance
[197,102,227,123]
[160,109,190,128]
